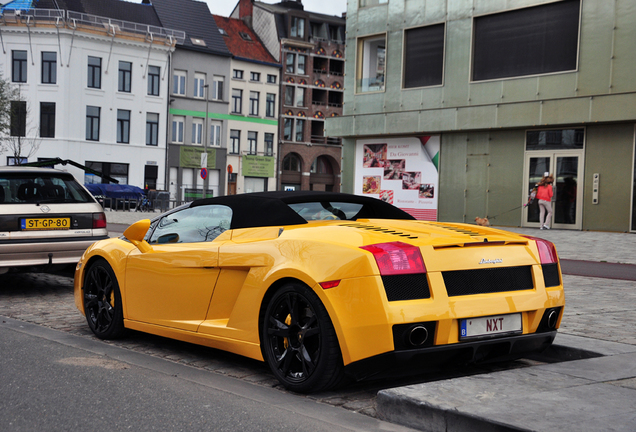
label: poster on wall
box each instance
[355,136,440,220]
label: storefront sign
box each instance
[242,155,275,178]
[355,136,440,220]
[180,146,216,169]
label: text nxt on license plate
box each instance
[460,313,522,340]
[21,218,70,230]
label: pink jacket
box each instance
[536,184,553,201]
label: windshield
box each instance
[0,173,94,204]
[288,201,363,221]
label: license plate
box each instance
[460,313,522,340]
[21,218,71,231]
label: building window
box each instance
[264,133,274,156]
[356,34,386,93]
[297,55,306,75]
[87,56,101,88]
[12,50,27,83]
[296,87,305,107]
[329,25,343,43]
[144,165,158,190]
[267,74,277,84]
[146,113,159,146]
[266,93,276,117]
[194,73,206,98]
[285,86,294,106]
[147,65,160,96]
[230,130,240,154]
[250,72,261,82]
[249,91,259,116]
[286,53,296,74]
[295,119,304,142]
[359,0,388,7]
[117,109,130,144]
[213,75,224,100]
[404,24,445,88]
[472,0,580,81]
[283,153,301,171]
[41,52,57,84]
[210,121,222,146]
[86,106,100,141]
[172,116,184,143]
[86,162,129,185]
[526,129,584,151]
[233,69,244,79]
[311,156,333,174]
[290,16,305,38]
[10,101,27,137]
[248,131,257,155]
[118,61,132,92]
[7,156,28,166]
[283,118,293,141]
[192,118,203,144]
[232,89,242,114]
[40,102,55,138]
[173,70,186,95]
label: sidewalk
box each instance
[105,210,636,431]
[376,226,636,432]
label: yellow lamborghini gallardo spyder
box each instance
[74,191,564,392]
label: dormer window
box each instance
[219,28,228,36]
[191,37,207,47]
[290,16,305,38]
[239,32,252,41]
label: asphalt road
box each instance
[1,317,414,432]
[0,271,555,428]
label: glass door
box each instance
[524,152,583,230]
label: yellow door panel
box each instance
[125,244,220,332]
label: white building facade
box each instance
[0,9,182,190]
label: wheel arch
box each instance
[257,276,351,366]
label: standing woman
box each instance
[537,174,554,229]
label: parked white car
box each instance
[0,166,108,274]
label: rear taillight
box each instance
[92,212,107,229]
[522,236,558,264]
[360,242,426,276]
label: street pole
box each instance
[202,84,209,199]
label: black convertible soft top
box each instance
[190,191,415,229]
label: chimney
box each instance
[239,0,253,28]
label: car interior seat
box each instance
[17,181,42,201]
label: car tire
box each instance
[83,259,126,340]
[261,282,345,393]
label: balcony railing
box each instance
[311,135,342,145]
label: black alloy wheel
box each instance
[83,259,125,339]
[261,283,344,393]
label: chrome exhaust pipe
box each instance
[408,325,429,346]
[547,310,559,329]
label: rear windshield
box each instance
[288,201,363,221]
[0,173,94,204]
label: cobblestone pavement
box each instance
[2,269,634,418]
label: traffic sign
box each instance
[200,167,208,179]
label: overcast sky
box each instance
[204,0,347,18]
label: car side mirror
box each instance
[123,219,153,253]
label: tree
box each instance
[0,78,40,165]
[0,72,19,147]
